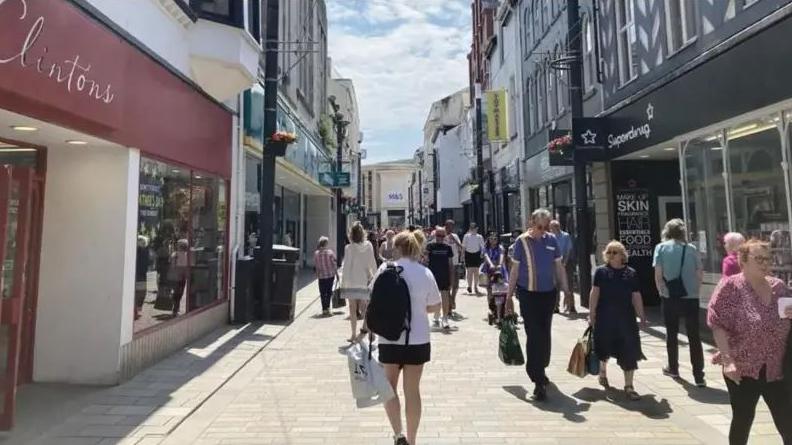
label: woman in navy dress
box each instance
[588,240,647,401]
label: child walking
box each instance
[489,271,509,327]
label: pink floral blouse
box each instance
[707,273,791,382]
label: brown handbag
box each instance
[567,331,590,378]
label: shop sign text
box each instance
[0,0,116,104]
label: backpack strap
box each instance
[398,266,412,346]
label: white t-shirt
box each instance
[445,233,462,264]
[375,258,441,346]
[462,232,485,253]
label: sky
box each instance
[327,0,472,165]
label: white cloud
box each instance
[328,0,471,162]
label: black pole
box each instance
[258,0,280,320]
[357,153,363,221]
[567,0,592,305]
[336,130,344,265]
[432,152,439,227]
[475,83,485,228]
[418,167,423,224]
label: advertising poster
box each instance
[615,188,653,258]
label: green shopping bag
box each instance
[498,316,525,366]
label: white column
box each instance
[34,145,139,384]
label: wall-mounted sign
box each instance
[615,188,653,258]
[485,89,509,142]
[384,191,405,204]
[319,171,350,188]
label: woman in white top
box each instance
[340,221,378,343]
[375,230,442,445]
[462,223,486,296]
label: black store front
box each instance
[587,11,792,307]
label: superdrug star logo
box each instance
[581,129,597,145]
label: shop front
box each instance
[0,0,233,426]
[595,10,792,308]
[523,149,575,229]
[242,87,334,267]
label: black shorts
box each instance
[379,343,431,366]
[434,276,451,291]
[465,251,482,268]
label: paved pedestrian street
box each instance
[160,283,779,445]
[18,280,783,445]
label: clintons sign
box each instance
[0,0,115,104]
[0,0,233,178]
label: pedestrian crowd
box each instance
[310,212,792,445]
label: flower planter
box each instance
[267,140,291,156]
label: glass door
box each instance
[0,166,34,430]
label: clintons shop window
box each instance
[134,157,228,333]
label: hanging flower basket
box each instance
[266,131,297,156]
[547,134,572,157]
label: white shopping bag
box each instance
[346,337,395,408]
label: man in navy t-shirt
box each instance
[507,209,572,401]
[425,227,455,330]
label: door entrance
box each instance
[0,145,44,430]
[658,196,684,228]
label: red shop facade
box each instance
[0,0,232,428]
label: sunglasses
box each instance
[751,255,772,264]
[605,250,621,255]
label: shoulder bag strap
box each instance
[677,244,686,280]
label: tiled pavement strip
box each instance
[18,279,785,445]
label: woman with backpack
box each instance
[340,222,379,343]
[372,230,441,445]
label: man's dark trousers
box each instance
[518,288,556,384]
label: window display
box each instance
[684,132,728,278]
[134,158,228,332]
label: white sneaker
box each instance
[442,317,450,330]
[432,318,441,328]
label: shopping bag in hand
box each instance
[584,327,600,376]
[346,336,395,408]
[332,275,346,308]
[567,328,590,378]
[498,315,525,366]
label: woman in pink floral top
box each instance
[707,239,792,445]
[720,232,745,278]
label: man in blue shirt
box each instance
[550,220,576,314]
[507,209,572,401]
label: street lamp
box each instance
[329,96,350,266]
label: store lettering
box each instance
[0,0,116,104]
[608,123,651,149]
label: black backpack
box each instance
[366,263,412,344]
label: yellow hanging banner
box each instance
[485,89,509,142]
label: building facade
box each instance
[0,0,261,426]
[418,89,472,228]
[362,161,416,230]
[241,0,339,269]
[593,0,792,307]
[487,0,527,234]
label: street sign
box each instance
[319,171,351,188]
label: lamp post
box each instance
[257,0,281,320]
[474,82,485,229]
[567,0,592,305]
[329,96,349,266]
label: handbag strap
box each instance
[677,243,686,280]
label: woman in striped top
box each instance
[314,236,337,317]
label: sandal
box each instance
[598,375,610,389]
[624,385,641,401]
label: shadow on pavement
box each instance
[677,379,730,404]
[503,385,591,423]
[573,387,673,419]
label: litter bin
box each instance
[233,256,256,323]
[270,244,300,321]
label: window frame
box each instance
[664,0,697,56]
[615,0,638,86]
